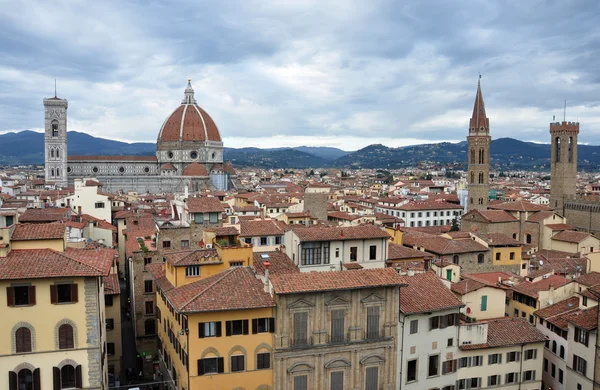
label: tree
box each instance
[308,169,314,176]
[450,217,460,232]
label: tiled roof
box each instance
[446,232,471,239]
[574,271,600,287]
[402,230,488,255]
[342,262,364,270]
[11,223,65,240]
[19,208,70,222]
[164,249,219,266]
[462,272,520,289]
[397,200,463,211]
[474,232,522,246]
[488,201,552,212]
[471,210,518,223]
[399,271,464,314]
[563,306,598,331]
[165,267,275,313]
[552,230,593,244]
[240,219,287,237]
[291,224,390,242]
[526,211,556,223]
[103,274,121,295]
[182,162,209,177]
[534,296,579,321]
[79,214,117,231]
[68,155,157,161]
[271,268,405,294]
[512,275,570,298]
[545,223,575,231]
[0,248,115,280]
[186,196,224,213]
[451,279,486,295]
[253,251,299,276]
[460,317,547,350]
[161,163,176,170]
[146,263,175,293]
[387,243,428,260]
[328,211,360,221]
[204,226,240,236]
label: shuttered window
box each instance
[58,324,74,349]
[15,327,32,353]
[330,371,344,390]
[257,352,270,369]
[294,312,308,346]
[365,366,378,390]
[331,309,345,343]
[7,286,36,307]
[231,355,245,372]
[366,306,380,339]
[480,295,488,311]
[293,375,308,390]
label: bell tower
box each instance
[44,93,68,187]
[467,78,491,212]
[550,120,579,213]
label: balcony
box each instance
[327,332,351,344]
[364,329,388,341]
[289,336,313,348]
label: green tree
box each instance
[450,217,460,232]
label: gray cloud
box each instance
[1,0,600,149]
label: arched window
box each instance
[477,253,484,264]
[512,233,517,239]
[560,345,565,358]
[56,149,60,158]
[526,234,532,244]
[61,365,76,388]
[15,327,32,353]
[470,148,475,163]
[478,198,483,205]
[556,137,561,162]
[470,172,474,184]
[51,149,55,158]
[452,255,459,264]
[480,149,485,164]
[56,168,60,177]
[51,168,55,177]
[58,324,74,349]
[52,120,59,137]
[479,172,484,184]
[552,340,557,353]
[18,369,33,390]
[568,136,573,162]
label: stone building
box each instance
[269,268,404,390]
[44,80,237,193]
[550,121,579,212]
[467,78,491,212]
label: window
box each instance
[225,319,248,336]
[487,375,500,386]
[458,378,481,389]
[95,202,105,208]
[330,309,345,343]
[526,234,532,244]
[480,295,487,311]
[558,369,563,384]
[52,121,59,137]
[524,348,537,360]
[513,308,519,317]
[293,312,308,345]
[335,248,340,258]
[199,321,221,338]
[543,358,548,372]
[447,338,453,347]
[209,212,219,224]
[16,368,37,390]
[106,318,114,330]
[275,236,282,245]
[510,252,515,260]
[495,252,501,261]
[575,327,589,346]
[194,213,204,223]
[442,359,456,375]
[330,371,344,390]
[252,317,275,334]
[477,253,484,264]
[198,357,223,375]
[260,237,268,246]
[560,345,565,359]
[471,355,483,367]
[573,355,587,375]
[145,319,156,335]
[144,257,152,267]
[107,342,115,355]
[144,280,153,293]
[350,246,358,261]
[406,359,417,382]
[257,352,270,369]
[523,370,535,381]
[506,351,520,362]
[365,366,378,390]
[488,353,501,365]
[15,327,32,353]
[145,301,154,315]
[452,255,459,264]
[7,286,35,307]
[162,241,171,249]
[505,372,518,384]
[105,295,113,307]
[583,296,588,306]
[301,242,330,265]
[428,355,439,377]
[180,240,190,248]
[410,320,418,334]
[430,316,440,330]
[58,324,74,349]
[369,245,377,260]
[294,375,308,390]
[60,365,76,388]
[551,363,556,378]
[366,306,380,339]
[231,355,245,372]
[186,265,200,277]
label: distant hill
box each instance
[1,130,600,170]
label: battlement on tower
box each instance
[550,121,579,133]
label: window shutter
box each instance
[29,286,36,305]
[75,365,82,388]
[198,359,205,376]
[269,317,275,333]
[33,368,41,390]
[198,323,205,338]
[6,287,14,307]
[243,319,249,335]
[225,321,232,336]
[50,285,58,304]
[71,284,78,303]
[481,295,487,311]
[331,371,344,390]
[252,318,258,334]
[53,367,60,390]
[9,371,17,390]
[215,321,222,337]
[217,357,224,373]
[516,352,520,362]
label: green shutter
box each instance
[481,295,488,311]
[446,269,452,280]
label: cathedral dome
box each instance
[157,80,222,144]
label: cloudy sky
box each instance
[1,0,599,150]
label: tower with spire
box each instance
[43,90,68,187]
[467,78,491,212]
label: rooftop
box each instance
[399,271,464,314]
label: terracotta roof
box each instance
[164,249,219,266]
[204,226,240,236]
[157,98,222,143]
[552,230,593,244]
[451,279,487,295]
[11,223,65,240]
[512,275,570,298]
[0,247,115,280]
[79,214,117,231]
[19,208,70,222]
[240,219,287,237]
[488,201,552,212]
[253,251,300,276]
[460,317,547,350]
[563,306,598,331]
[67,155,157,161]
[223,162,236,175]
[525,211,556,223]
[545,223,575,231]
[446,231,471,239]
[468,209,518,223]
[399,271,464,314]
[161,163,176,170]
[187,196,224,213]
[398,200,463,211]
[462,272,520,289]
[84,180,103,187]
[182,162,209,177]
[146,263,175,293]
[291,224,390,242]
[165,267,274,313]
[402,230,488,255]
[342,262,364,270]
[103,273,121,295]
[534,296,580,321]
[474,232,522,246]
[574,271,600,287]
[270,268,405,294]
[387,243,428,260]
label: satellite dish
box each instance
[539,260,544,266]
[86,238,93,243]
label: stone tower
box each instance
[467,79,491,212]
[44,95,68,187]
[550,120,579,213]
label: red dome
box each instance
[182,162,208,177]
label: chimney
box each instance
[264,261,271,292]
